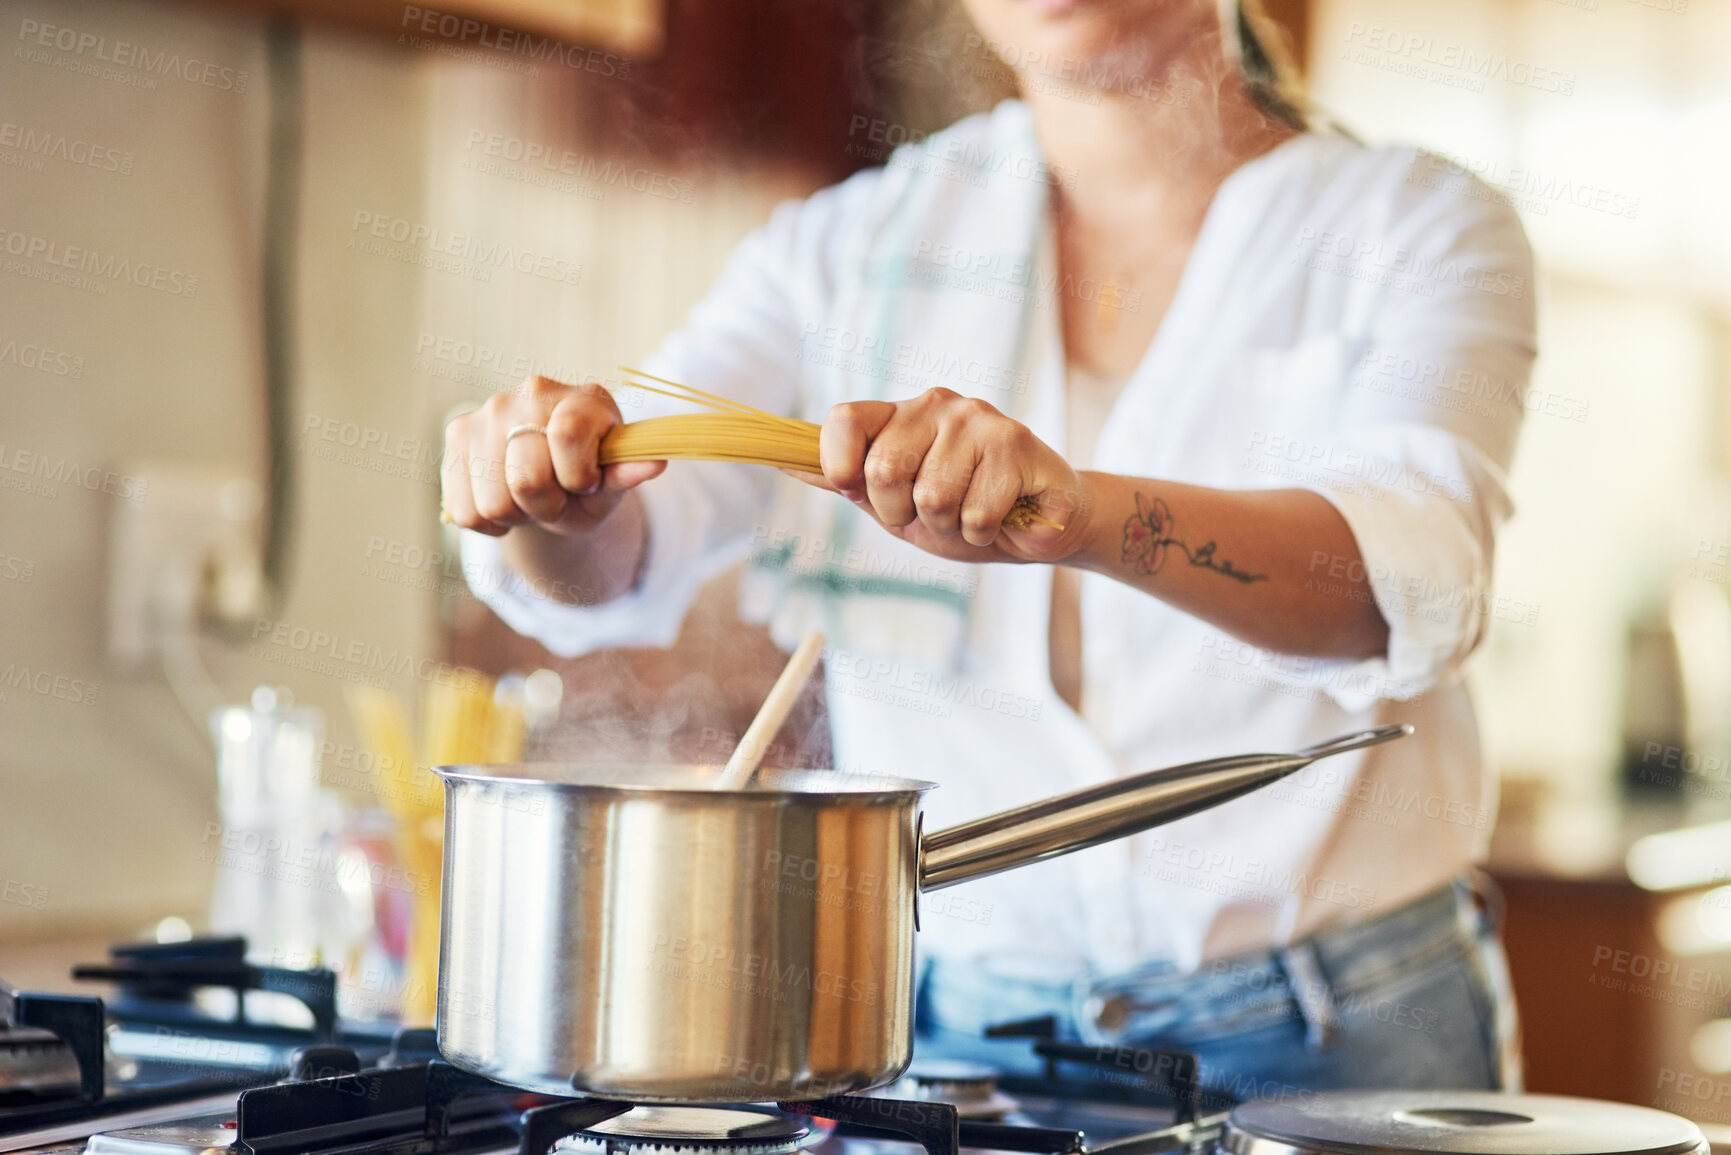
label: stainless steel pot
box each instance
[435,725,1409,1103]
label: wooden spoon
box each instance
[715,630,826,789]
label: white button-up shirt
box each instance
[463,101,1536,976]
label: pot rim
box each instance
[434,762,937,799]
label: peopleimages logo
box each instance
[0,335,85,378]
[200,822,433,899]
[908,239,1143,314]
[0,878,48,911]
[648,933,880,1006]
[0,664,99,706]
[1339,22,1576,96]
[1352,345,1589,425]
[1244,430,1475,504]
[1292,226,1525,300]
[348,212,582,286]
[826,648,1043,721]
[0,445,148,505]
[0,226,199,297]
[16,18,249,91]
[843,115,1078,191]
[1589,945,1731,1010]
[0,121,134,174]
[1407,153,1639,222]
[398,6,631,77]
[800,321,1030,397]
[1140,836,1379,911]
[463,131,694,204]
[248,618,484,690]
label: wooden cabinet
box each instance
[1491,868,1731,1124]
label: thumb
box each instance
[602,460,666,490]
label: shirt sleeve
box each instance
[1287,160,1538,710]
[459,171,880,659]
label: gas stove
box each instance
[1,984,1218,1155]
[11,1049,1715,1155]
[0,1050,1221,1155]
[3,956,1713,1155]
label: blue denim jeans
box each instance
[912,876,1520,1104]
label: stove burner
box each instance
[901,1060,995,1097]
[0,985,108,1105]
[886,1061,1019,1121]
[0,1028,80,1096]
[561,1108,810,1155]
[83,1113,237,1155]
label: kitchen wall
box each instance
[0,0,445,937]
[0,0,853,943]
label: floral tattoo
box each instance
[1122,492,1267,584]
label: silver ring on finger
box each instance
[506,423,549,443]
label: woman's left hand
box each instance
[785,388,1094,564]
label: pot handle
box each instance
[917,724,1413,892]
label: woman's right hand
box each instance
[441,375,666,538]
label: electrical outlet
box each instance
[108,463,265,669]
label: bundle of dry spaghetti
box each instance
[600,369,823,472]
[604,368,1063,531]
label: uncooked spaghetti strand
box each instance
[610,376,740,415]
[619,365,784,421]
[618,365,777,418]
[611,376,774,424]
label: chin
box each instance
[964,0,1212,89]
[1019,0,1094,16]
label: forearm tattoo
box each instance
[1122,492,1267,584]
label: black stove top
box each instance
[7,1053,1220,1155]
[2,942,1225,1155]
[5,940,1715,1155]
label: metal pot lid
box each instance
[1222,1092,1708,1155]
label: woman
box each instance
[441,0,1535,1103]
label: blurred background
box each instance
[3,0,1731,1121]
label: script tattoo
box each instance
[1121,492,1267,584]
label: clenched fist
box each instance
[798,387,1093,564]
[441,376,666,538]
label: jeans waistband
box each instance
[1075,877,1486,1046]
[1288,877,1482,993]
[918,877,1494,1052]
